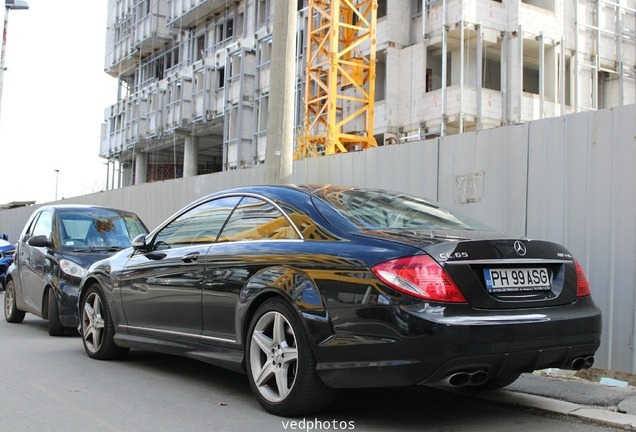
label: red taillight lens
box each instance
[372,255,467,303]
[574,259,591,297]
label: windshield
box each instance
[315,187,493,231]
[57,208,148,252]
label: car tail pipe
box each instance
[436,371,489,387]
[563,356,595,371]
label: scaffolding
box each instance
[575,0,636,111]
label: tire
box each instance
[4,280,25,323]
[80,284,129,360]
[246,298,336,416]
[472,373,521,391]
[48,289,65,336]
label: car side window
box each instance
[152,196,241,250]
[217,197,300,242]
[31,210,53,239]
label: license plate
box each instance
[483,268,550,292]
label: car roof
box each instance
[37,204,139,215]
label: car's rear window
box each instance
[315,187,493,231]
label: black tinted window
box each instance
[317,188,493,231]
[153,196,241,250]
[217,197,300,242]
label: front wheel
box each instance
[4,280,25,323]
[246,298,335,416]
[80,284,129,360]
[48,289,65,336]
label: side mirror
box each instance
[27,235,50,248]
[131,234,148,251]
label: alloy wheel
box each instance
[5,284,15,317]
[249,311,299,403]
[82,292,105,354]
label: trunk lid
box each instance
[356,229,578,309]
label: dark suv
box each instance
[4,205,148,335]
[0,237,15,289]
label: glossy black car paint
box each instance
[6,205,148,329]
[78,185,601,393]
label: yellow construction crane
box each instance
[295,0,378,159]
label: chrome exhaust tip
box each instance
[436,371,489,387]
[447,372,471,387]
[469,371,489,386]
[564,356,595,371]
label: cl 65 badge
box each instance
[440,252,469,259]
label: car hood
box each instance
[0,239,14,252]
[58,248,129,269]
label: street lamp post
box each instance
[0,0,29,124]
[54,169,59,201]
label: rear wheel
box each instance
[473,373,521,391]
[246,298,335,416]
[4,280,25,323]
[48,290,65,336]
[80,284,129,360]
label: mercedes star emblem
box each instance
[514,240,527,256]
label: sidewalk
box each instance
[478,371,636,430]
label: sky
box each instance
[0,0,117,205]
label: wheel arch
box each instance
[238,266,335,370]
[41,284,56,319]
[78,275,102,311]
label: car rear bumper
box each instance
[312,296,602,388]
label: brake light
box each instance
[574,259,591,297]
[372,255,467,303]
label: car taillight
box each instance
[372,255,467,303]
[574,259,591,297]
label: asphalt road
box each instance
[0,304,624,432]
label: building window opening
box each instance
[375,60,386,101]
[196,35,206,62]
[426,48,451,91]
[258,0,270,27]
[226,18,234,40]
[218,67,225,89]
[378,0,387,18]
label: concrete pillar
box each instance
[264,0,296,185]
[122,161,133,187]
[183,136,199,177]
[135,150,148,185]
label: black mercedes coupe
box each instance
[77,185,601,416]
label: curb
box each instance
[478,389,636,430]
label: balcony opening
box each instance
[521,0,554,11]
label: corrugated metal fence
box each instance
[2,105,635,373]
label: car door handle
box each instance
[181,252,200,263]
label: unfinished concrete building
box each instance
[100,0,635,187]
